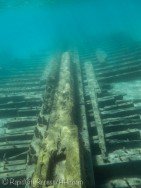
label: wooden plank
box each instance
[0,88,44,94]
[93,129,140,140]
[4,126,35,134]
[0,100,42,109]
[103,114,140,125]
[0,163,26,173]
[0,143,29,151]
[100,107,141,118]
[98,69,141,83]
[0,159,26,167]
[74,52,95,187]
[97,63,141,78]
[99,177,141,188]
[100,101,134,111]
[0,140,31,147]
[0,132,33,142]
[84,62,107,161]
[5,119,36,129]
[0,169,26,178]
[0,108,40,117]
[106,139,141,151]
[104,121,141,133]
[94,148,141,165]
[92,139,141,153]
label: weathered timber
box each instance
[92,139,141,152]
[0,108,40,118]
[106,139,141,151]
[5,119,36,129]
[84,62,107,161]
[95,56,141,72]
[80,38,141,187]
[96,63,141,78]
[101,102,134,110]
[0,87,45,94]
[90,120,141,133]
[93,129,141,140]
[104,121,141,132]
[94,148,141,165]
[74,51,95,187]
[0,170,26,179]
[0,96,25,103]
[102,114,141,124]
[100,107,141,118]
[0,56,48,184]
[98,69,141,83]
[26,52,83,188]
[0,100,42,109]
[85,95,125,108]
[98,177,141,188]
[94,159,141,187]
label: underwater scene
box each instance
[1,0,141,188]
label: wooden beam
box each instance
[84,62,107,161]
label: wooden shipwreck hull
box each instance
[1,36,141,188]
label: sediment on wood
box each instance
[26,52,83,188]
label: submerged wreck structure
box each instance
[1,36,141,188]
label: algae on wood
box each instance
[26,52,83,188]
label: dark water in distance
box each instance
[0,0,141,58]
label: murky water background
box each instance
[0,0,141,58]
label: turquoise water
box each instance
[0,2,141,187]
[0,0,141,58]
